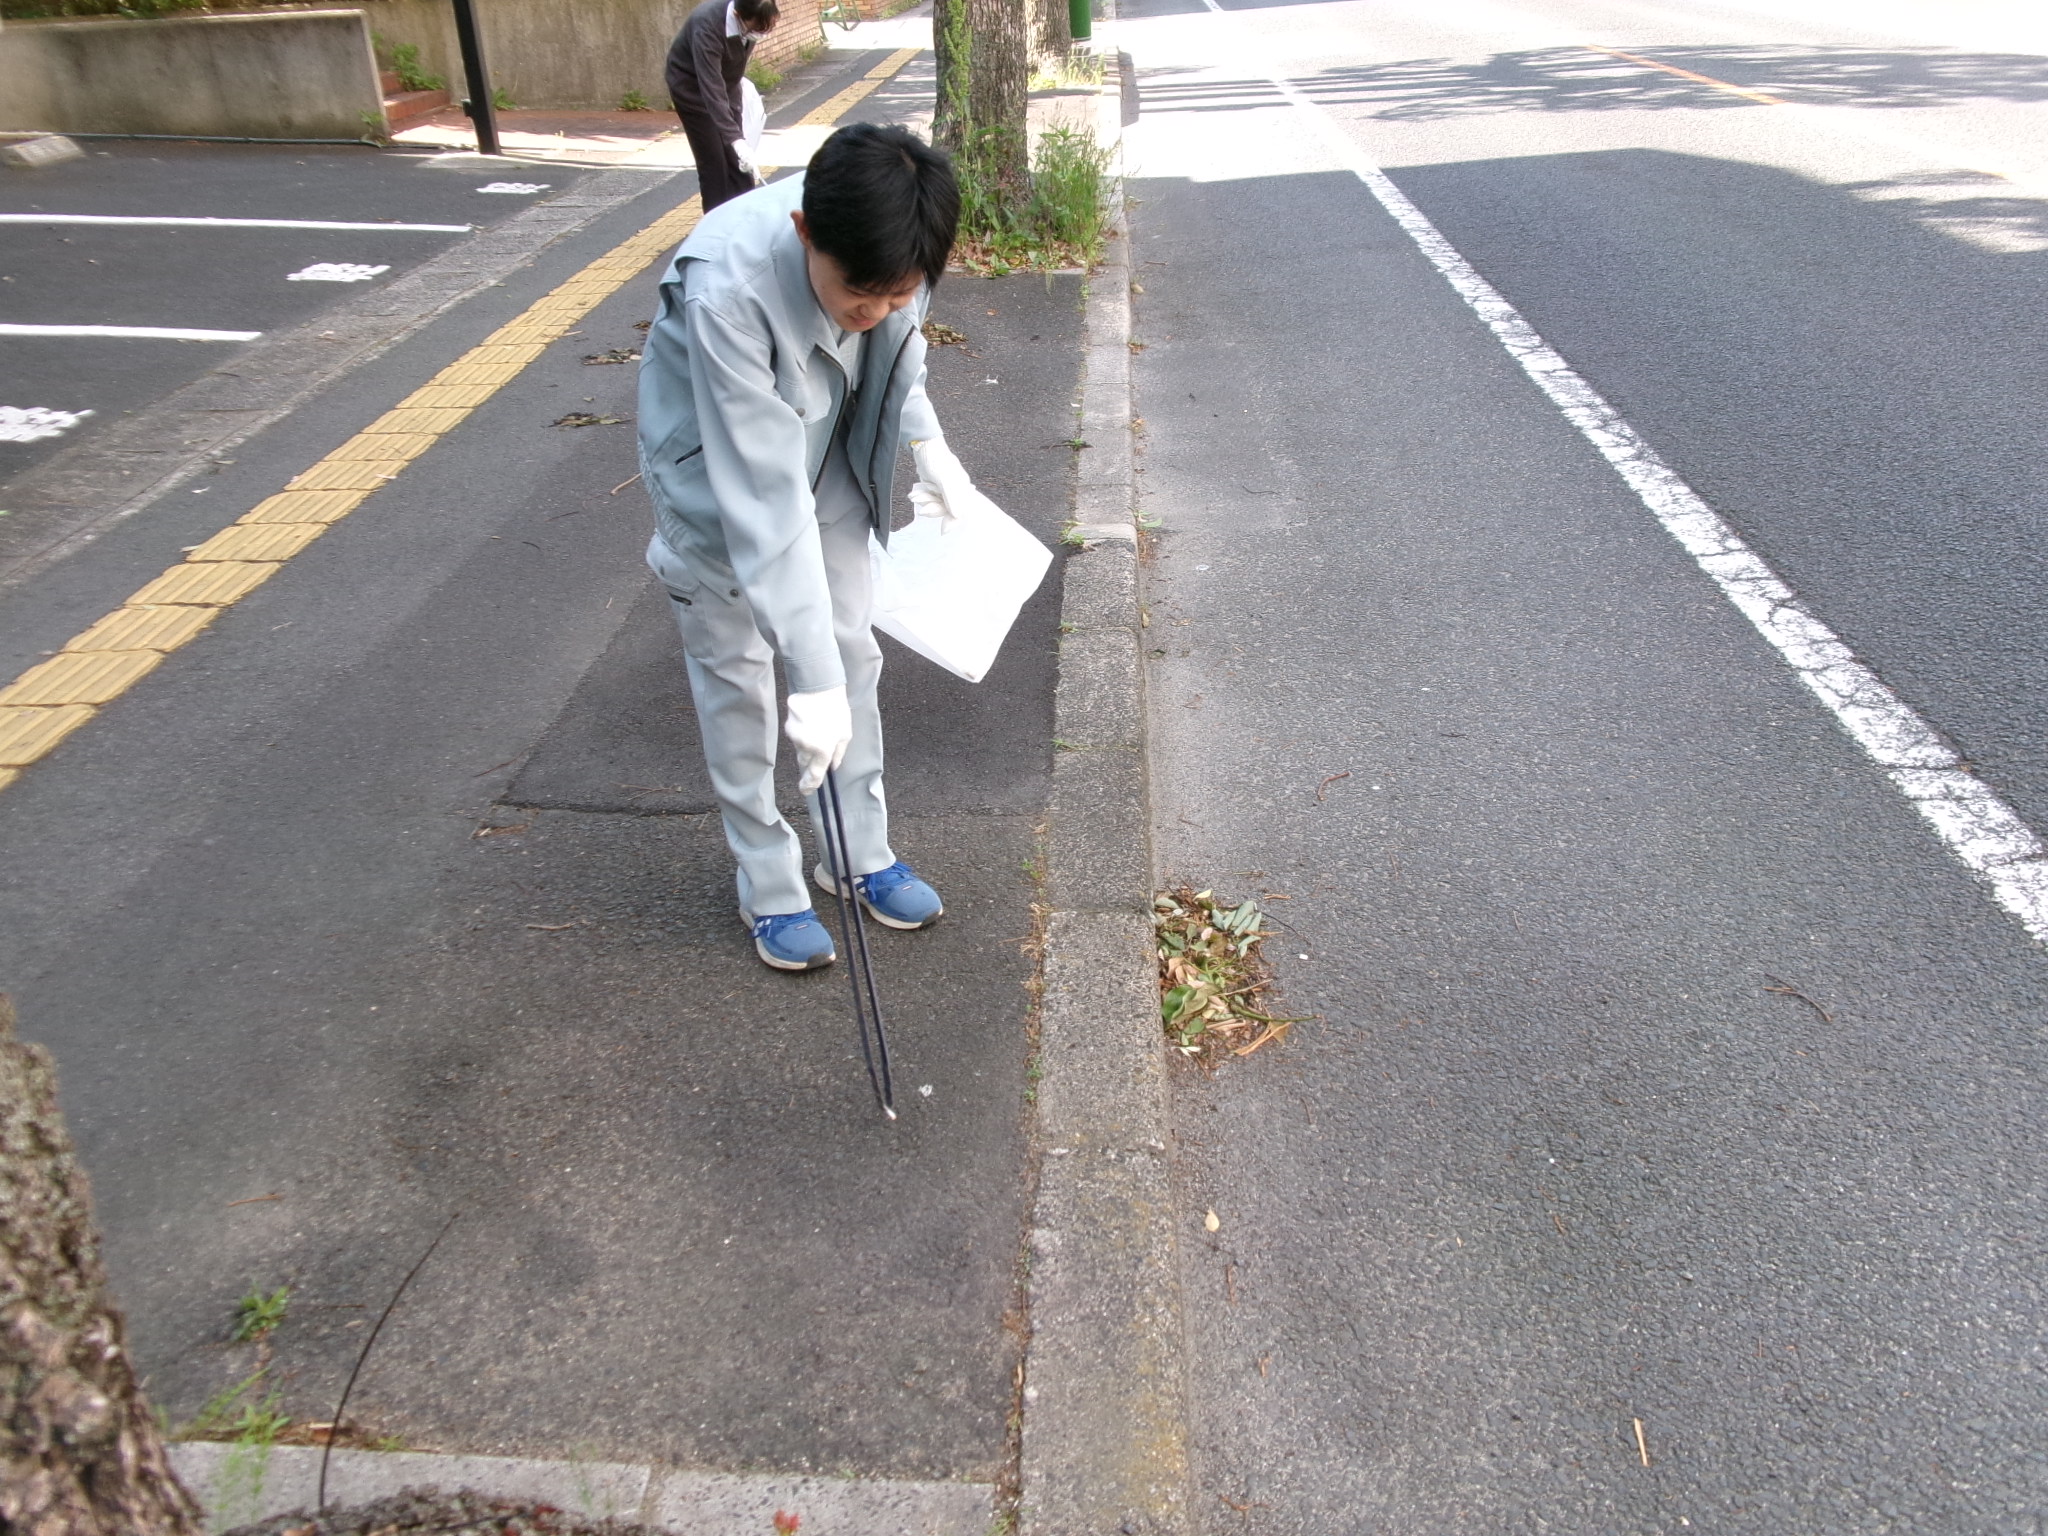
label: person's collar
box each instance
[724,0,742,37]
[773,214,844,359]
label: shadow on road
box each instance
[1138,44,2048,118]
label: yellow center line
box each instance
[1578,43,1788,108]
[0,46,923,796]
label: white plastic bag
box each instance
[740,78,765,165]
[869,505,1053,683]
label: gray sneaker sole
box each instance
[739,910,837,970]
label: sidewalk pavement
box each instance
[0,38,1179,1536]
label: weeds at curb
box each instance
[953,128,1113,276]
[1155,888,1307,1064]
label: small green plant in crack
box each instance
[231,1285,290,1344]
[619,88,651,111]
[182,1369,282,1441]
[229,1399,292,1446]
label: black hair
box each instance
[734,0,778,29]
[802,123,959,292]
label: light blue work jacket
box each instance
[637,174,942,693]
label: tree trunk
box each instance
[966,0,1031,204]
[1033,0,1070,70]
[0,995,205,1536]
[931,0,972,152]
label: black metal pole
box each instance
[448,0,500,157]
[821,768,895,1120]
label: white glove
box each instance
[909,438,999,529]
[731,138,756,175]
[784,685,851,794]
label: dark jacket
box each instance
[665,0,754,143]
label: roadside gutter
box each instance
[1015,39,1192,1536]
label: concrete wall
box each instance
[0,10,383,139]
[222,0,826,113]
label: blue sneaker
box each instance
[813,860,944,930]
[743,908,837,971]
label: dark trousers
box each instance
[674,103,753,211]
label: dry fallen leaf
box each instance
[1204,1209,1220,1233]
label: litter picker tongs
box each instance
[818,766,896,1120]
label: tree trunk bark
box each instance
[931,0,972,151]
[966,0,1031,203]
[1033,0,1070,70]
[0,995,204,1536]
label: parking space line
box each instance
[0,214,474,233]
[0,324,263,341]
[0,47,923,793]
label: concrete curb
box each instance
[169,1442,993,1533]
[1015,44,1191,1536]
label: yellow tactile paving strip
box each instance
[0,47,919,788]
[799,48,924,128]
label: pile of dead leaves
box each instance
[1154,888,1301,1066]
[225,1489,661,1536]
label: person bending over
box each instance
[666,0,778,211]
[638,122,995,971]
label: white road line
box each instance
[0,214,472,233]
[287,262,391,282]
[0,324,262,341]
[1190,0,2048,945]
[0,406,93,443]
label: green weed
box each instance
[1029,51,1105,92]
[181,1369,276,1440]
[231,1285,289,1344]
[387,40,445,93]
[619,88,652,111]
[955,128,1113,275]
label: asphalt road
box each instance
[1121,0,2048,1529]
[0,143,585,477]
[0,52,1072,1493]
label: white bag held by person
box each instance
[869,503,1053,684]
[740,78,765,166]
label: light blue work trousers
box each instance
[644,491,893,918]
